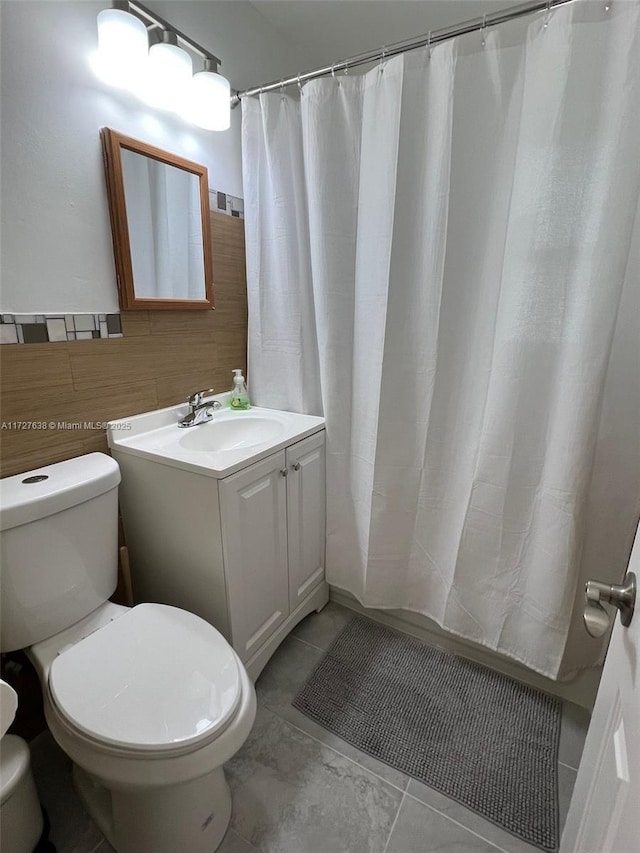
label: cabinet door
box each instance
[219,451,289,662]
[286,432,326,612]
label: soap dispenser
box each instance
[230,369,251,410]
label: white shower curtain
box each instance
[242,0,640,679]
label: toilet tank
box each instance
[0,453,121,652]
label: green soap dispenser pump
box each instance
[230,369,251,410]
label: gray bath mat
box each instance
[293,617,561,851]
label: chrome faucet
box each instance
[178,388,222,428]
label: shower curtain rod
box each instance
[231,0,578,106]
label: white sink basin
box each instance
[107,398,325,479]
[178,416,285,453]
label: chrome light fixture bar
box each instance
[95,0,230,131]
[123,0,221,70]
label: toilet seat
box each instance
[49,604,241,755]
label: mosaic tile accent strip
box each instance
[0,313,124,345]
[209,189,244,219]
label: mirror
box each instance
[101,128,214,310]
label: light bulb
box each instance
[95,8,148,89]
[143,36,192,113]
[182,65,231,131]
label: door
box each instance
[560,521,640,853]
[219,451,289,663]
[286,432,326,612]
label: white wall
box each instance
[0,0,305,313]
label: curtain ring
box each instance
[344,59,349,76]
[481,14,487,47]
[297,73,303,94]
[379,45,387,73]
[280,80,285,100]
[427,31,432,61]
[544,0,552,27]
[331,62,340,88]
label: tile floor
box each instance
[29,603,591,853]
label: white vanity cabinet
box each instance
[285,433,326,612]
[112,424,328,681]
[219,432,326,663]
[219,451,290,663]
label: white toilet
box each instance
[0,453,256,853]
[0,679,44,853]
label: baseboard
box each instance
[329,588,600,711]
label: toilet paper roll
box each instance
[0,679,19,737]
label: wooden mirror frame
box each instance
[101,128,214,311]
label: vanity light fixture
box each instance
[95,0,231,131]
[145,31,193,112]
[182,59,231,132]
[95,6,148,88]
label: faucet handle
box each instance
[188,388,215,407]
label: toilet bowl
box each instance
[0,679,44,853]
[0,454,256,853]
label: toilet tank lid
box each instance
[0,453,120,532]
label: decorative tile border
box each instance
[0,313,122,345]
[209,188,244,219]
